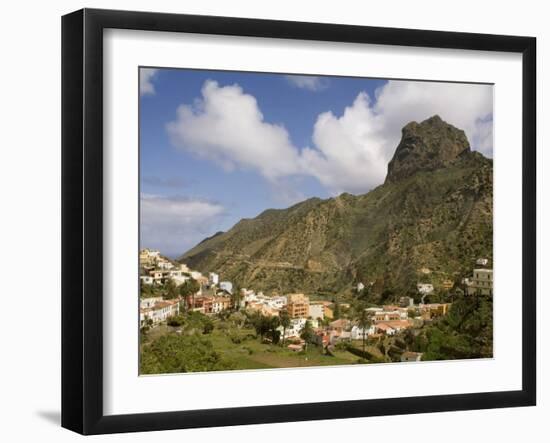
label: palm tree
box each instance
[280,311,291,346]
[357,306,372,354]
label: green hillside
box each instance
[179,116,493,300]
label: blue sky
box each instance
[140,68,493,257]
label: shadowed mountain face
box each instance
[179,116,493,298]
[385,115,471,183]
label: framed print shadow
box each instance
[61,8,536,435]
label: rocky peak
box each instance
[385,115,471,183]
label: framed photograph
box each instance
[62,8,536,435]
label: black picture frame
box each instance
[62,8,537,435]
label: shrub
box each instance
[229,333,242,344]
[167,315,185,327]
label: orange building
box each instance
[285,293,310,318]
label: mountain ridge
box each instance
[179,116,493,299]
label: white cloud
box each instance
[166,80,301,180]
[373,80,494,157]
[301,92,388,193]
[140,194,225,257]
[284,75,328,91]
[140,68,158,96]
[300,81,493,193]
[166,79,493,197]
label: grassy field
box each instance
[206,327,361,370]
[141,320,369,372]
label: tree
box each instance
[140,334,231,374]
[164,278,179,299]
[167,315,185,327]
[202,318,214,334]
[179,278,200,308]
[251,313,280,343]
[251,313,269,341]
[357,307,372,354]
[300,320,315,344]
[268,316,281,344]
[229,311,246,329]
[333,299,341,320]
[279,311,291,346]
[231,288,242,311]
[140,280,153,297]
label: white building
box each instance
[140,299,179,326]
[212,296,231,314]
[140,297,163,309]
[278,318,306,339]
[467,268,493,296]
[209,272,219,286]
[219,281,233,294]
[242,290,258,306]
[170,274,190,287]
[417,283,434,295]
[357,282,365,292]
[476,258,489,266]
[309,303,325,320]
[265,295,287,310]
[140,275,154,285]
[157,260,174,270]
[351,323,380,340]
[190,271,203,280]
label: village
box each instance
[139,248,493,368]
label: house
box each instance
[329,318,350,334]
[375,320,411,336]
[242,290,258,307]
[170,274,190,287]
[476,258,489,266]
[195,275,209,286]
[441,279,454,290]
[365,307,381,313]
[309,302,325,320]
[357,282,365,292]
[466,269,493,296]
[149,270,165,285]
[248,302,279,317]
[373,311,401,322]
[286,293,310,318]
[420,303,451,318]
[374,323,397,335]
[212,296,232,314]
[140,299,179,327]
[323,306,334,320]
[399,296,414,307]
[219,281,233,294]
[313,329,330,347]
[351,325,369,340]
[139,249,160,266]
[417,283,434,295]
[278,318,306,339]
[329,328,351,343]
[208,272,219,286]
[157,260,174,270]
[401,351,423,362]
[140,296,163,309]
[190,270,203,280]
[188,295,212,313]
[266,295,287,310]
[140,275,154,285]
